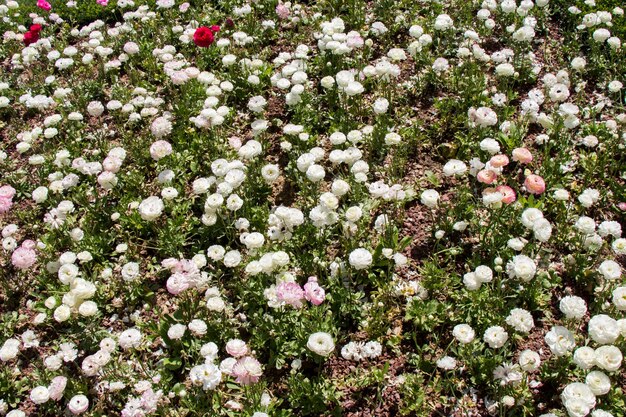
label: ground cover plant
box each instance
[0,0,625,416]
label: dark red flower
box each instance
[23,30,39,46]
[225,18,234,28]
[193,26,215,48]
[30,24,43,33]
[210,25,220,33]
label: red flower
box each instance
[210,25,220,33]
[193,26,215,48]
[23,30,39,46]
[30,24,43,33]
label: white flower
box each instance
[138,196,164,221]
[349,248,373,270]
[518,350,541,371]
[573,347,596,370]
[30,386,50,404]
[443,159,467,177]
[585,371,611,396]
[588,315,619,345]
[421,189,440,208]
[189,319,207,336]
[483,326,508,348]
[505,308,534,333]
[436,356,457,370]
[307,332,335,356]
[118,328,142,350]
[559,296,587,319]
[452,324,475,344]
[68,394,89,415]
[561,383,596,417]
[544,326,575,356]
[167,324,186,340]
[189,363,222,390]
[599,260,621,281]
[506,255,536,281]
[594,345,622,372]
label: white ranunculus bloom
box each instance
[138,196,164,221]
[307,332,335,356]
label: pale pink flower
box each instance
[276,281,305,308]
[231,356,263,385]
[524,174,546,195]
[0,185,16,199]
[304,277,326,305]
[477,169,497,184]
[496,185,516,204]
[11,247,37,270]
[276,3,290,19]
[489,154,509,168]
[226,339,248,358]
[228,136,242,150]
[21,239,36,250]
[48,376,68,401]
[512,148,533,164]
[0,197,12,213]
[166,273,189,295]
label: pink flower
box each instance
[477,169,497,184]
[166,273,189,295]
[96,0,108,5]
[489,154,509,168]
[11,247,37,270]
[276,281,305,308]
[0,185,16,199]
[618,202,626,211]
[524,174,546,195]
[228,136,242,150]
[512,148,533,164]
[140,388,162,413]
[496,185,516,204]
[276,3,290,19]
[37,0,51,11]
[21,239,36,250]
[48,376,68,401]
[0,197,12,214]
[304,277,326,305]
[346,33,364,49]
[231,356,262,385]
[225,339,248,358]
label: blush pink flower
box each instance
[276,3,290,19]
[0,185,16,199]
[48,376,68,401]
[524,174,546,195]
[0,197,12,214]
[512,148,533,164]
[11,247,37,270]
[304,277,326,305]
[231,356,263,385]
[489,154,509,168]
[496,185,516,204]
[225,339,248,358]
[618,202,626,211]
[276,281,305,308]
[166,273,189,295]
[228,136,242,150]
[477,169,497,184]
